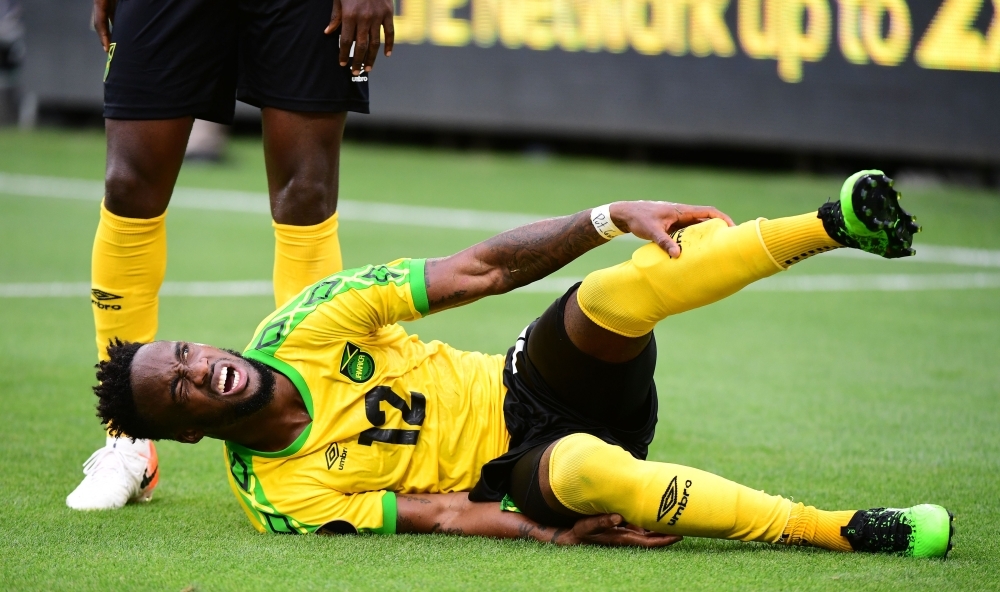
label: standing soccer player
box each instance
[67,0,395,510]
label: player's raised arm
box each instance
[394,492,681,547]
[423,201,734,313]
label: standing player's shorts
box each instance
[470,284,660,503]
[103,0,369,124]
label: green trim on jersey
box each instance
[248,260,427,359]
[225,445,319,534]
[228,350,314,459]
[362,492,398,535]
[408,258,429,315]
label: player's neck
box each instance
[211,371,311,453]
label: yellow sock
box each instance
[549,433,793,543]
[91,201,167,360]
[577,213,842,337]
[272,212,343,308]
[759,212,841,268]
[577,218,781,337]
[781,503,856,552]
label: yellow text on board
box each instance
[390,0,1000,82]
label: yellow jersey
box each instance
[224,259,509,534]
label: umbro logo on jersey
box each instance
[351,73,368,82]
[340,342,375,383]
[91,289,123,310]
[325,443,348,470]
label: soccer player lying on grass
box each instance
[93,170,954,556]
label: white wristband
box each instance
[591,204,624,240]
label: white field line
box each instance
[3,273,1000,298]
[0,281,274,298]
[3,172,1000,268]
[0,172,542,231]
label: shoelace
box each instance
[81,446,131,476]
[842,508,913,554]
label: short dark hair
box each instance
[94,338,167,441]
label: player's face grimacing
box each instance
[129,342,276,443]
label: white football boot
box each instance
[66,436,160,510]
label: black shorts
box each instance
[103,0,369,124]
[470,284,659,502]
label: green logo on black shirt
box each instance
[340,342,375,383]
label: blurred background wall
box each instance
[12,0,1000,165]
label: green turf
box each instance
[1,129,998,591]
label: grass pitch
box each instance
[1,129,999,591]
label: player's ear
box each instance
[177,428,204,444]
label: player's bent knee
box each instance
[548,433,644,516]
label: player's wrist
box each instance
[591,203,628,240]
[608,202,631,234]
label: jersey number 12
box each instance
[359,386,426,446]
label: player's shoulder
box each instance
[245,259,422,348]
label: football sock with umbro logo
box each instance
[548,433,857,551]
[91,201,166,360]
[272,212,343,308]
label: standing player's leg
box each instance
[520,172,953,556]
[238,0,372,307]
[261,109,347,307]
[96,118,193,349]
[68,0,238,510]
[66,118,193,511]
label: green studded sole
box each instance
[839,170,922,258]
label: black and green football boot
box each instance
[818,169,921,258]
[841,504,955,558]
